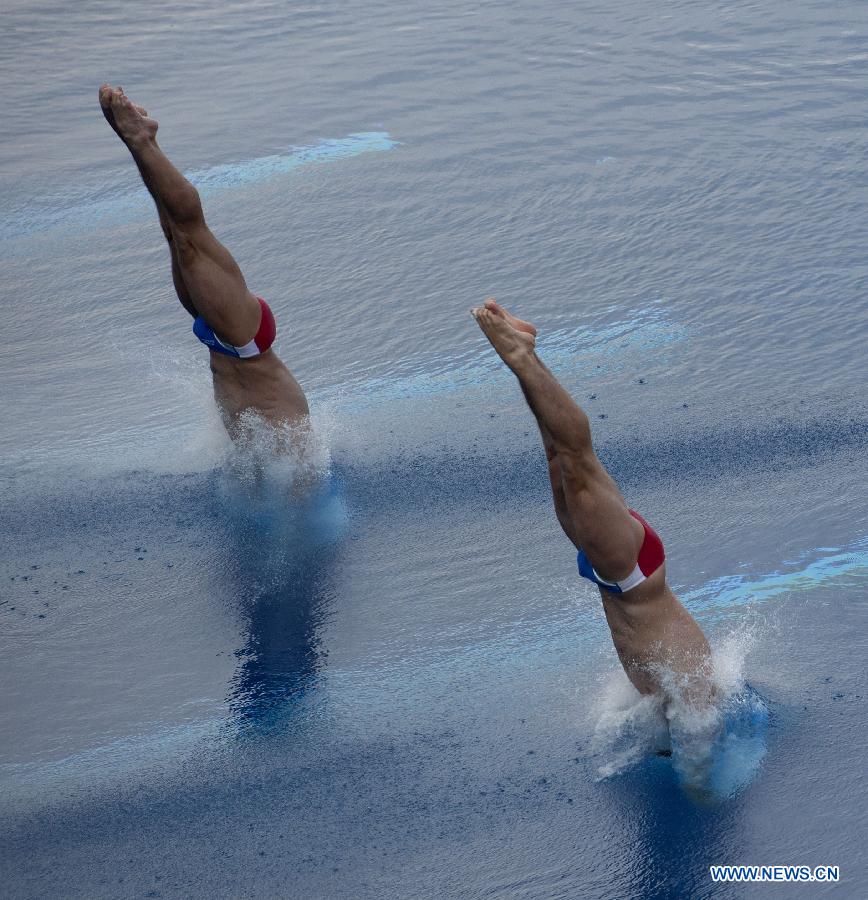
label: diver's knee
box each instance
[171,222,208,261]
[546,454,562,484]
[170,182,205,226]
[557,449,597,488]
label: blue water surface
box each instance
[1,0,867,897]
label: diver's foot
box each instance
[471,301,536,372]
[99,84,158,146]
[483,297,538,337]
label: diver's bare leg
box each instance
[99,87,197,318]
[480,301,580,544]
[99,85,259,345]
[519,384,582,547]
[473,300,643,582]
[157,205,198,319]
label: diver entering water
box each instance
[472,299,714,710]
[98,85,310,440]
[99,85,349,732]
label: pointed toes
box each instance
[475,308,495,326]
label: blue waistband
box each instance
[577,548,623,594]
[192,316,241,357]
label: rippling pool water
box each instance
[2,1,867,896]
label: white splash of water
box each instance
[588,626,768,802]
[588,675,670,778]
[213,405,350,562]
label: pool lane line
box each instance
[677,537,868,621]
[1,132,399,243]
[2,533,865,792]
[311,306,687,409]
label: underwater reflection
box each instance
[214,468,348,730]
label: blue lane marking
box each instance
[678,537,868,620]
[187,132,398,195]
[2,529,863,792]
[1,132,399,243]
[312,306,688,409]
